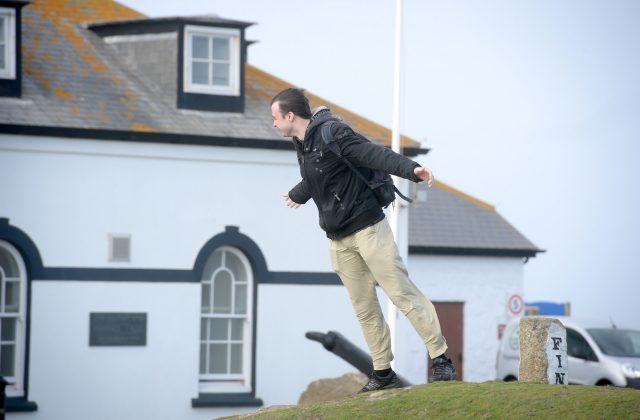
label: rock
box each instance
[298,372,369,405]
[519,317,568,384]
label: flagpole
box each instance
[387,0,404,370]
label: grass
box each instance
[223,381,640,419]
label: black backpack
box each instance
[320,120,413,208]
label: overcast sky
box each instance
[119,0,640,328]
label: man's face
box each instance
[271,102,293,137]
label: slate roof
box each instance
[0,0,542,257]
[409,181,541,257]
[0,0,419,148]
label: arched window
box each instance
[0,240,27,397]
[199,246,253,393]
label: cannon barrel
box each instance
[306,330,412,387]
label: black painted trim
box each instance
[267,271,340,285]
[6,396,38,412]
[191,393,263,408]
[0,219,38,411]
[176,22,246,113]
[0,124,429,156]
[40,268,196,282]
[0,1,25,98]
[88,20,180,37]
[87,17,252,36]
[192,226,264,405]
[409,245,543,258]
[0,124,293,150]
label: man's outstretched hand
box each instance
[282,192,301,208]
[414,166,434,188]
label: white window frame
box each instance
[0,7,16,80]
[184,25,240,96]
[199,246,253,394]
[0,240,28,397]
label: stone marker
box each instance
[519,317,568,384]
[298,372,369,405]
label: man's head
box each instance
[270,88,312,138]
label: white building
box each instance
[0,1,541,418]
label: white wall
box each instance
[1,134,529,418]
[0,134,332,272]
[255,284,366,405]
[0,134,368,419]
[396,254,525,383]
[15,281,223,420]
[4,281,363,420]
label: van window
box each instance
[587,329,640,357]
[567,328,597,361]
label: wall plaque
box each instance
[89,313,147,346]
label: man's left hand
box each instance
[414,166,434,188]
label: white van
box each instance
[496,316,640,388]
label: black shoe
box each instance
[359,370,403,393]
[431,356,457,382]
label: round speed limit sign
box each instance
[507,294,524,316]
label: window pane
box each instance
[4,281,19,313]
[235,284,247,315]
[231,319,243,340]
[192,35,209,59]
[212,63,230,86]
[226,252,246,283]
[209,343,227,374]
[199,343,206,374]
[202,249,223,281]
[212,37,230,60]
[1,318,16,341]
[230,343,243,374]
[0,248,19,277]
[201,283,211,313]
[213,271,232,314]
[0,46,5,70]
[0,344,14,377]
[200,319,207,341]
[191,62,209,85]
[209,318,228,341]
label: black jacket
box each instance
[288,111,422,240]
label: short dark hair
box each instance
[271,88,312,119]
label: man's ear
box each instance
[287,112,294,121]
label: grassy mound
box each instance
[225,381,640,419]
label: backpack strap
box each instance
[320,121,413,204]
[320,121,373,188]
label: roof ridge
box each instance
[434,179,495,211]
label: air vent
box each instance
[109,235,131,262]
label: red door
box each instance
[427,302,464,381]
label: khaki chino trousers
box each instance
[329,218,448,370]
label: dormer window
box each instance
[0,7,16,80]
[184,25,240,97]
[88,16,250,113]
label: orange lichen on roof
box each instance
[70,106,80,116]
[26,0,144,96]
[30,0,144,26]
[130,123,157,133]
[53,87,75,100]
[246,64,420,148]
[435,180,495,211]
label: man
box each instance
[271,88,456,392]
